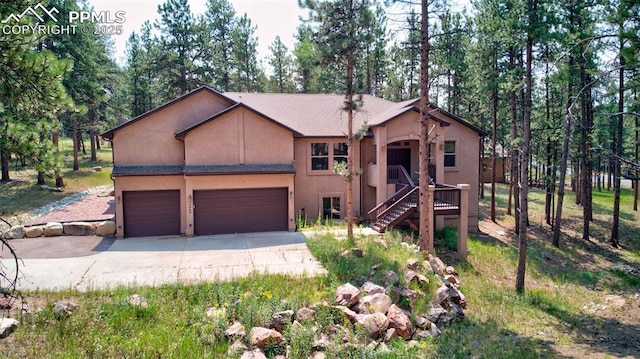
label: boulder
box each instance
[406,258,421,271]
[336,283,360,307]
[362,281,385,295]
[355,312,388,339]
[24,226,44,238]
[249,327,284,349]
[384,270,400,286]
[358,293,393,315]
[405,270,429,286]
[0,318,19,339]
[53,300,77,320]
[95,220,116,236]
[445,266,458,276]
[44,222,64,237]
[295,307,316,322]
[240,349,267,359]
[386,304,414,340]
[270,310,294,333]
[435,284,450,305]
[225,322,246,339]
[335,305,358,322]
[5,226,24,240]
[63,222,95,236]
[428,255,446,275]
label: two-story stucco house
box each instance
[102,87,486,241]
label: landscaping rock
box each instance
[358,293,392,315]
[386,304,414,339]
[310,351,327,359]
[435,284,450,305]
[270,310,294,333]
[53,300,77,320]
[24,226,44,238]
[44,222,63,237]
[95,220,116,236]
[295,307,316,322]
[445,266,458,276]
[335,305,358,322]
[0,318,19,339]
[428,255,446,275]
[226,321,246,339]
[127,294,148,308]
[384,270,400,286]
[362,281,385,295]
[406,258,421,271]
[249,327,284,349]
[336,283,360,307]
[63,222,95,236]
[355,312,388,339]
[444,274,459,286]
[241,348,267,359]
[6,226,24,240]
[312,333,330,350]
[405,270,429,286]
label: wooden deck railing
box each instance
[434,184,461,215]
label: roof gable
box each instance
[102,86,234,139]
[175,102,303,139]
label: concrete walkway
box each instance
[1,232,326,292]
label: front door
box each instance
[387,148,411,174]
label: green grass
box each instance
[0,137,113,219]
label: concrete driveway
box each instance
[1,232,326,292]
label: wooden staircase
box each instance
[369,165,462,233]
[369,186,418,232]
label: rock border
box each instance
[1,220,116,240]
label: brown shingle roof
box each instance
[223,92,397,137]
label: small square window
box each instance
[322,197,341,219]
[444,141,456,167]
[333,142,348,165]
[311,143,329,170]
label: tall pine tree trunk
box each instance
[516,32,533,294]
[611,44,624,248]
[491,69,498,222]
[346,55,355,239]
[419,0,433,254]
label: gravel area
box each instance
[24,186,115,226]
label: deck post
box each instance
[457,184,470,259]
[428,185,435,247]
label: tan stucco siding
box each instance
[113,91,232,165]
[294,137,362,222]
[113,176,186,238]
[442,122,481,231]
[184,108,294,165]
[185,174,295,235]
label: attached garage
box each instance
[123,190,181,237]
[194,188,288,235]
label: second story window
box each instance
[444,141,456,167]
[333,142,348,165]
[311,143,329,170]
